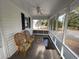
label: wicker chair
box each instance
[23,30,34,43]
[14,32,29,55]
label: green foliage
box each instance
[36,20,48,27]
[68,10,79,30]
[58,21,62,28]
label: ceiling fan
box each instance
[36,6,43,15]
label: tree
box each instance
[36,20,48,26]
[68,11,79,30]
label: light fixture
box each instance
[32,6,48,16]
[36,6,43,15]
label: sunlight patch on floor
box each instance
[35,44,45,57]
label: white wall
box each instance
[0,0,30,59]
[0,0,6,59]
[0,16,4,59]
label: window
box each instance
[56,14,66,40]
[21,13,25,30]
[25,17,31,28]
[49,19,52,30]
[52,17,56,31]
[21,13,31,30]
[49,17,56,31]
[33,19,48,30]
[65,6,79,56]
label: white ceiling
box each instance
[10,0,73,17]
